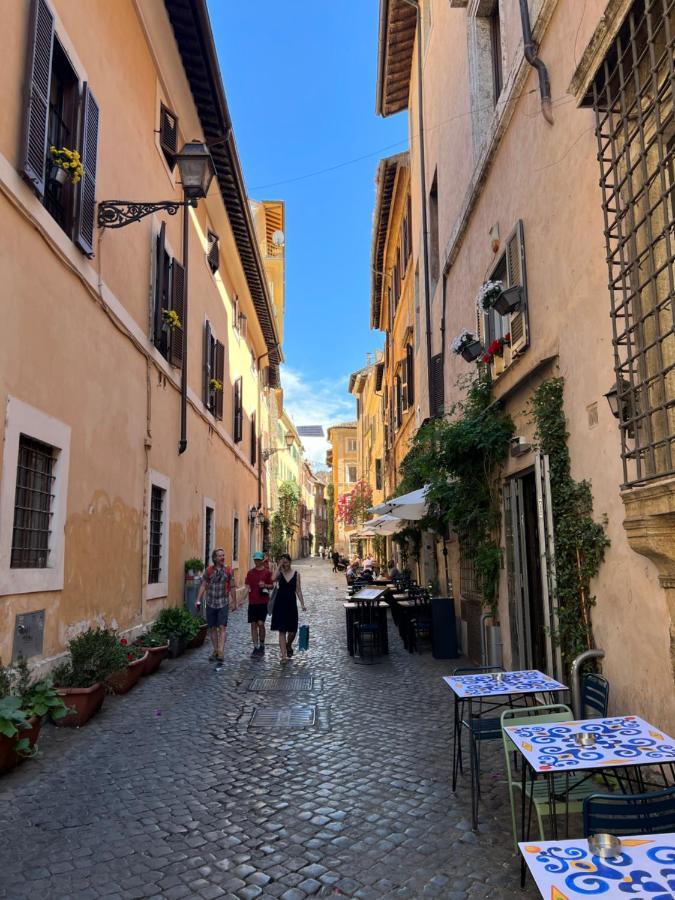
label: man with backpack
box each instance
[244,551,275,657]
[196,548,236,663]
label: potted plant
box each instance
[492,284,522,316]
[106,639,148,695]
[0,698,31,775]
[184,557,205,579]
[187,613,208,649]
[451,330,482,362]
[151,608,200,658]
[476,279,504,311]
[161,308,182,333]
[49,146,84,186]
[209,378,223,393]
[134,631,169,676]
[52,628,128,726]
[481,334,510,367]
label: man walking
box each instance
[244,551,275,657]
[196,548,235,664]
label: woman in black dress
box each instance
[271,554,306,662]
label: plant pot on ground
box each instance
[134,633,168,676]
[54,683,106,728]
[151,607,200,657]
[187,622,208,649]
[184,557,205,579]
[0,658,68,766]
[106,651,148,695]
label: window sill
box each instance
[144,582,168,601]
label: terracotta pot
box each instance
[106,653,148,695]
[142,644,168,676]
[187,623,208,649]
[55,683,105,727]
[14,716,42,767]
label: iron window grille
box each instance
[205,505,214,567]
[233,516,239,563]
[11,436,56,569]
[459,539,481,603]
[590,0,675,486]
[149,485,164,584]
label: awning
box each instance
[368,486,429,521]
[362,514,403,534]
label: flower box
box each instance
[142,644,168,676]
[106,653,148,695]
[55,683,106,727]
[187,623,208,649]
[492,284,522,316]
[460,340,483,362]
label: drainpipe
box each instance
[518,0,554,125]
[178,201,190,454]
[570,649,605,718]
[401,0,433,416]
[480,612,492,666]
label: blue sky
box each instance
[207,1,408,467]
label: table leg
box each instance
[452,696,462,791]
[520,761,533,888]
[468,700,478,831]
[548,772,558,840]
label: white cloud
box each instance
[281,366,355,471]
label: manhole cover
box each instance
[248,676,314,691]
[249,706,316,728]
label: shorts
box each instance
[206,605,229,627]
[247,603,268,623]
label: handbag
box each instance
[298,623,309,651]
[268,583,278,617]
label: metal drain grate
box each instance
[249,706,316,728]
[248,676,314,691]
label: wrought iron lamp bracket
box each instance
[97,198,196,229]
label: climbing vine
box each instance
[270,512,286,560]
[372,534,386,565]
[398,373,514,616]
[530,377,610,667]
[277,480,300,541]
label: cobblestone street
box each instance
[0,561,538,900]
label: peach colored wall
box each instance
[0,0,273,666]
[405,1,674,728]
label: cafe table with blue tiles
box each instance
[505,714,675,884]
[443,669,568,830]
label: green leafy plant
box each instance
[372,534,386,565]
[134,631,168,649]
[530,377,610,667]
[0,658,68,747]
[151,608,200,643]
[269,512,286,561]
[52,628,128,689]
[0,697,31,756]
[278,480,300,540]
[184,557,205,574]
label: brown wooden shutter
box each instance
[506,219,529,354]
[430,353,444,417]
[203,320,212,407]
[395,375,402,428]
[214,340,225,420]
[159,104,178,168]
[21,0,54,196]
[233,377,243,442]
[154,222,167,346]
[250,412,257,466]
[75,83,99,257]
[169,259,185,368]
[207,230,220,273]
[406,344,415,406]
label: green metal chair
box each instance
[501,703,603,849]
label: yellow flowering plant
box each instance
[49,146,84,184]
[161,308,182,330]
[209,378,223,392]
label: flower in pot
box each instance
[49,146,84,185]
[52,627,129,726]
[481,334,510,366]
[106,639,148,695]
[491,284,522,316]
[161,308,182,333]
[476,279,504,311]
[209,378,223,393]
[0,697,31,775]
[151,608,200,658]
[186,613,208,649]
[451,330,482,363]
[184,557,205,578]
[134,631,169,676]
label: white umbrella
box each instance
[368,486,429,521]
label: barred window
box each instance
[149,485,165,584]
[11,436,56,568]
[589,0,675,486]
[204,505,214,568]
[459,539,481,603]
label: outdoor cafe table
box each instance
[443,670,568,831]
[520,833,675,898]
[506,716,675,840]
[344,586,389,656]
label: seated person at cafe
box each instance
[388,559,402,580]
[363,554,375,570]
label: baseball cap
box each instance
[253,551,265,560]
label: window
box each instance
[233,377,243,443]
[250,412,257,466]
[159,103,178,170]
[203,499,215,568]
[347,438,357,453]
[207,229,220,274]
[589,0,675,486]
[238,313,248,340]
[479,220,529,366]
[406,343,415,408]
[203,321,224,419]
[20,0,99,255]
[153,223,185,367]
[145,469,169,599]
[232,515,239,564]
[395,374,402,429]
[489,3,503,104]
[347,465,357,484]
[11,437,56,569]
[375,458,383,491]
[148,486,165,584]
[0,397,71,594]
[428,171,439,287]
[233,296,240,332]
[430,353,444,418]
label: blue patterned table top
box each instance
[506,715,675,773]
[520,835,675,898]
[443,669,567,699]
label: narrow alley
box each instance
[0,560,535,900]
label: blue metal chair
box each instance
[451,665,505,793]
[581,673,609,718]
[583,786,675,837]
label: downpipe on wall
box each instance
[570,648,605,718]
[518,0,554,125]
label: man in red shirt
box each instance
[244,551,275,657]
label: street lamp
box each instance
[97,141,216,455]
[262,432,294,461]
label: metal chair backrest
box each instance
[583,786,675,837]
[581,673,609,719]
[500,704,573,789]
[452,665,504,677]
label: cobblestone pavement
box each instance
[0,560,540,900]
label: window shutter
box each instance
[400,361,408,412]
[75,83,99,257]
[430,353,444,417]
[239,313,248,339]
[203,320,212,407]
[506,219,529,354]
[21,0,54,196]
[406,344,415,406]
[233,377,243,442]
[207,230,219,273]
[395,375,402,428]
[154,222,167,346]
[159,104,178,169]
[214,340,225,420]
[169,259,185,368]
[250,412,257,466]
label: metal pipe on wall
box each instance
[178,200,189,454]
[571,649,605,718]
[518,0,554,125]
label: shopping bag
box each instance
[298,623,309,651]
[268,584,278,618]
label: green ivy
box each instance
[397,373,514,616]
[530,377,610,667]
[278,480,300,541]
[270,511,286,560]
